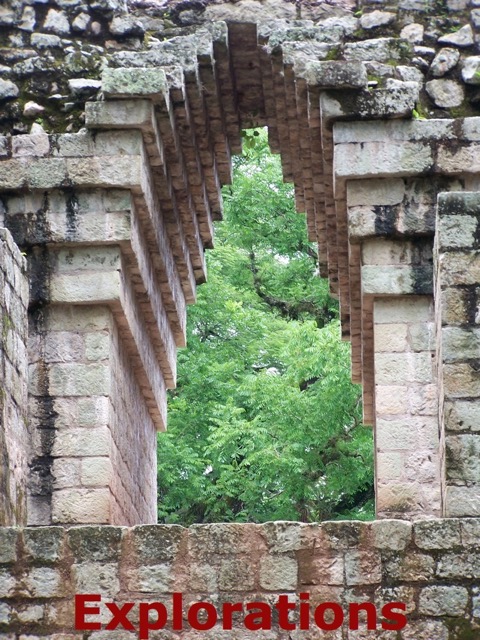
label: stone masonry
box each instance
[0,228,28,528]
[3,0,480,637]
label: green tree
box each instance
[157,129,374,524]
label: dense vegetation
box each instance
[157,130,374,524]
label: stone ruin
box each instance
[2,0,480,636]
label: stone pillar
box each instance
[361,238,441,519]
[0,125,190,525]
[373,297,441,519]
[0,228,28,526]
[435,192,480,517]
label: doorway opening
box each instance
[157,129,374,525]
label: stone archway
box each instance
[0,1,479,529]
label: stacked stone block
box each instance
[1,520,480,638]
[435,191,480,517]
[0,228,28,526]
[373,297,441,519]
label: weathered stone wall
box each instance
[3,3,480,638]
[2,519,480,638]
[0,228,28,527]
[435,190,480,519]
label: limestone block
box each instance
[375,386,408,414]
[43,8,70,35]
[362,238,431,267]
[52,488,111,524]
[78,396,110,428]
[360,10,395,29]
[55,247,121,272]
[409,323,434,352]
[129,525,185,563]
[440,287,470,326]
[414,520,461,550]
[374,324,409,352]
[430,48,460,77]
[67,526,123,562]
[93,130,143,157]
[335,141,433,180]
[73,563,119,597]
[438,24,474,47]
[52,427,111,458]
[52,132,94,157]
[371,520,412,551]
[260,521,303,553]
[400,22,424,43]
[23,527,65,562]
[446,486,480,516]
[461,518,480,545]
[334,119,453,145]
[0,569,16,598]
[28,158,67,189]
[188,523,255,558]
[127,564,173,592]
[375,352,433,385]
[85,99,153,129]
[401,620,448,640]
[81,457,113,486]
[437,201,480,250]
[438,190,480,216]
[374,292,432,327]
[419,585,468,616]
[381,416,439,450]
[102,67,168,98]
[48,363,110,396]
[50,271,121,304]
[436,551,480,579]
[446,434,480,481]
[301,60,367,89]
[362,266,432,295]
[462,56,480,84]
[24,568,64,597]
[345,550,381,585]
[378,482,434,517]
[85,332,110,361]
[443,363,480,397]
[12,134,49,157]
[52,458,81,488]
[43,332,84,363]
[445,399,480,431]
[346,178,405,207]
[45,305,112,332]
[428,78,465,108]
[376,419,417,451]
[17,605,45,623]
[438,251,480,287]
[437,145,480,175]
[259,555,297,590]
[306,554,344,585]
[442,327,480,362]
[344,38,411,63]
[0,159,28,189]
[325,82,419,123]
[408,384,438,416]
[0,530,17,564]
[219,558,256,591]
[383,552,435,581]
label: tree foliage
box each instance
[157,129,374,525]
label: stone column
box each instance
[0,125,190,525]
[361,238,441,519]
[435,191,480,517]
[0,228,28,525]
